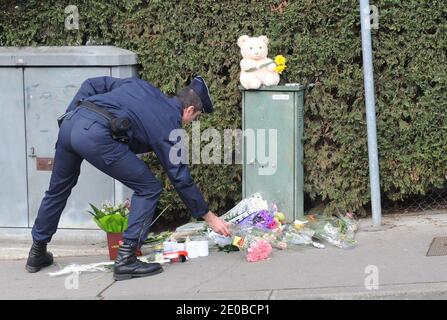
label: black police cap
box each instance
[188,76,213,113]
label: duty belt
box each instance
[77,100,131,144]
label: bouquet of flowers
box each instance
[231,225,286,261]
[280,223,326,249]
[306,213,359,249]
[273,55,287,74]
[245,55,287,74]
[88,200,130,233]
[220,193,269,224]
[144,231,173,245]
[238,209,279,231]
[233,232,273,262]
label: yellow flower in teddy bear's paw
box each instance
[274,65,286,74]
[274,55,287,66]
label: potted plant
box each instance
[88,200,141,260]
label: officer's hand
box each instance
[202,211,231,237]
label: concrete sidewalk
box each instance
[1,212,447,300]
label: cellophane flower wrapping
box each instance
[88,200,130,233]
[281,224,315,247]
[215,194,360,263]
[233,232,272,262]
[220,193,269,224]
[245,238,272,262]
[238,209,279,231]
[306,213,359,249]
[231,225,288,261]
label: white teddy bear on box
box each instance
[237,34,280,89]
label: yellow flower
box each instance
[274,64,286,74]
[274,55,287,66]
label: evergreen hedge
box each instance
[1,0,445,223]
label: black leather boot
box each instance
[25,242,54,273]
[113,243,163,281]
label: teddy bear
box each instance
[237,35,280,89]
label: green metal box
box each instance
[241,85,305,220]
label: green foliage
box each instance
[218,244,240,253]
[88,202,129,233]
[143,231,173,245]
[1,0,445,218]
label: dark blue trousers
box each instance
[32,108,162,247]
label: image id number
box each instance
[220,304,269,315]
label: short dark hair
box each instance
[177,86,203,112]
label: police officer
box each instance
[25,76,231,281]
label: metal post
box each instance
[360,0,382,226]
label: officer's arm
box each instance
[151,138,209,218]
[66,76,128,112]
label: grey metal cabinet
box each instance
[241,85,305,220]
[0,68,28,227]
[0,46,138,229]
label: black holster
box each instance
[77,100,131,144]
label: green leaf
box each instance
[94,215,128,233]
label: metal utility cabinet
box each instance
[242,85,305,220]
[0,46,137,230]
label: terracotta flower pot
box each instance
[106,232,142,260]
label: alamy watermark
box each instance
[65,5,79,30]
[364,265,379,290]
[63,4,378,33]
[169,121,278,176]
[364,5,379,30]
[64,272,80,290]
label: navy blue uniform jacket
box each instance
[66,76,208,218]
